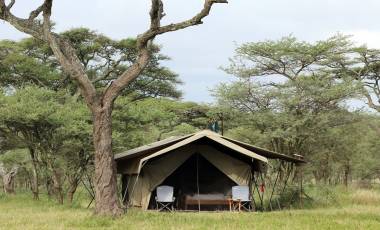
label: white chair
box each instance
[232,185,252,211]
[155,185,175,211]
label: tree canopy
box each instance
[214,35,380,184]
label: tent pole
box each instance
[122,175,131,206]
[196,153,200,212]
[252,172,263,211]
[128,174,140,207]
[278,162,294,209]
[128,161,147,207]
[249,168,256,211]
[259,171,266,211]
[268,162,281,211]
[299,163,303,209]
[280,162,292,196]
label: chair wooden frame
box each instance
[231,186,252,212]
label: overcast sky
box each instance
[1,0,380,104]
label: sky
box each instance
[1,0,380,104]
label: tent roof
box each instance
[220,136,306,163]
[115,130,306,164]
[114,134,192,160]
[137,130,268,165]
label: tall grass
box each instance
[351,189,380,206]
[1,186,380,229]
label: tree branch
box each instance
[150,0,165,29]
[0,1,40,38]
[139,0,228,47]
[91,58,125,83]
[40,0,97,108]
[1,0,227,110]
[29,4,44,20]
[0,0,97,108]
[363,88,380,112]
[0,162,5,176]
[102,0,228,105]
[6,0,15,10]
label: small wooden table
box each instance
[183,194,231,210]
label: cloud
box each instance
[345,30,380,48]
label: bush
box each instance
[277,186,314,209]
[277,184,344,209]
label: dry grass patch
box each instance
[351,190,380,206]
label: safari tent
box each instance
[115,130,305,211]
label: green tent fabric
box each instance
[200,145,251,186]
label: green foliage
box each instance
[278,185,342,209]
[112,98,209,151]
[0,40,60,88]
[59,28,183,99]
[216,35,380,184]
[0,27,182,99]
[0,86,93,201]
[0,149,29,167]
[224,35,352,79]
[0,86,91,137]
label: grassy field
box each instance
[1,187,380,230]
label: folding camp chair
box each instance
[155,185,175,211]
[232,185,252,211]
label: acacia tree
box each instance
[216,36,360,184]
[0,0,227,215]
[219,35,357,152]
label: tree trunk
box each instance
[93,106,123,216]
[46,158,64,204]
[29,148,39,200]
[67,177,79,203]
[46,177,54,197]
[2,174,16,194]
[343,164,351,187]
[67,186,76,204]
[51,170,64,204]
[0,165,18,195]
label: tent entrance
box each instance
[148,153,237,211]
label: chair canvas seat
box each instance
[232,185,252,211]
[155,185,175,211]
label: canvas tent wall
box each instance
[115,130,305,210]
[120,144,259,209]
